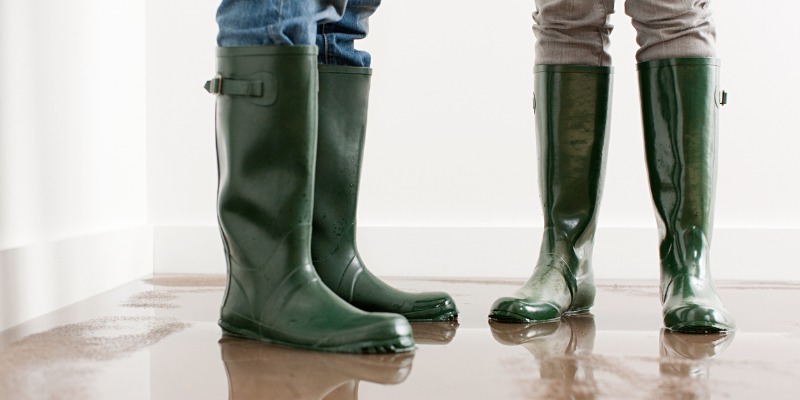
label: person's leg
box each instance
[489,1,614,323]
[625,0,715,62]
[532,0,615,66]
[627,0,735,332]
[315,0,379,66]
[217,0,345,47]
[310,0,459,321]
[207,0,416,353]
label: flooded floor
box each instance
[1,276,799,399]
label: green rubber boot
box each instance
[490,65,612,323]
[638,58,736,333]
[207,46,415,353]
[311,65,458,322]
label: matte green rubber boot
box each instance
[638,58,736,333]
[489,65,612,323]
[311,65,458,322]
[207,46,415,353]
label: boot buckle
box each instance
[716,89,728,107]
[204,74,223,95]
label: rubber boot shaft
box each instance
[312,65,458,321]
[213,46,414,353]
[638,57,735,333]
[490,65,612,323]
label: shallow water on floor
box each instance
[1,276,799,399]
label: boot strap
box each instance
[204,74,263,97]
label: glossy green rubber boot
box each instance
[207,46,415,353]
[638,58,735,333]
[490,65,612,323]
[311,65,458,322]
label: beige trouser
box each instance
[533,0,716,65]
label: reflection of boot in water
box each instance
[491,315,597,399]
[657,330,734,400]
[410,320,459,345]
[219,337,414,400]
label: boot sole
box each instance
[488,307,591,324]
[219,321,416,354]
[488,311,561,324]
[668,321,733,334]
[405,310,459,322]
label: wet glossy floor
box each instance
[1,276,799,399]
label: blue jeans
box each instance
[216,0,380,67]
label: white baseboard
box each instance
[0,227,152,332]
[152,225,800,282]
[153,225,226,275]
[6,225,792,332]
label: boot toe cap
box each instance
[664,303,736,333]
[488,297,562,323]
[335,313,417,353]
[401,292,459,322]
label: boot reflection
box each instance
[411,320,459,345]
[491,315,598,399]
[658,330,734,400]
[219,336,414,400]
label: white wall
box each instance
[361,0,800,230]
[145,0,219,228]
[0,0,151,330]
[0,0,149,248]
[147,0,800,230]
[146,1,800,280]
